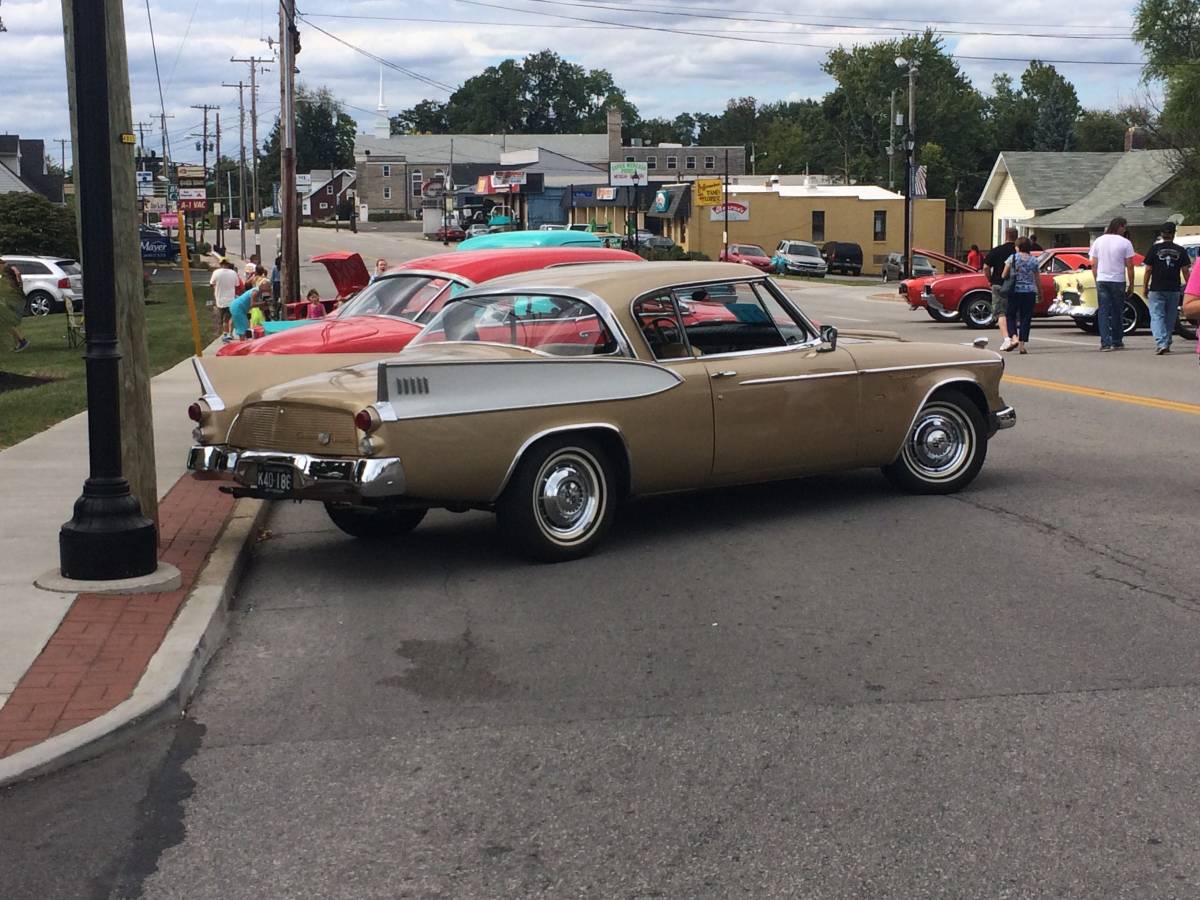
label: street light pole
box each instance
[903,131,915,284]
[631,171,641,252]
[59,0,157,579]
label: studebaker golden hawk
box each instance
[188,261,1015,561]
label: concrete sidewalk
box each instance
[0,347,208,713]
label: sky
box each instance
[0,0,1150,167]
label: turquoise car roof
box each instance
[457,229,604,250]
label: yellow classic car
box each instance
[1048,266,1199,340]
[187,262,1015,561]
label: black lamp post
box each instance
[902,130,915,279]
[59,0,158,579]
[630,171,641,252]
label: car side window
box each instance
[633,293,692,361]
[15,261,50,275]
[671,281,808,356]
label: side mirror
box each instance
[818,324,838,352]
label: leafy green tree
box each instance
[1020,62,1081,151]
[260,86,357,207]
[1072,109,1127,151]
[1134,0,1200,216]
[392,100,449,134]
[985,74,1034,152]
[0,193,78,257]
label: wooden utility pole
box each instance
[190,103,219,247]
[233,56,271,264]
[214,111,224,254]
[279,0,300,307]
[222,80,248,258]
[60,0,159,533]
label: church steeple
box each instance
[374,66,390,139]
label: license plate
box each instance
[256,466,293,495]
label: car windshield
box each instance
[412,293,619,356]
[788,244,820,257]
[334,274,457,322]
[738,245,768,256]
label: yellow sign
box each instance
[120,133,136,144]
[695,179,723,205]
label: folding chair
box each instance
[64,296,84,348]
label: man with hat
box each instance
[1142,221,1192,354]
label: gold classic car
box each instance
[187,262,1015,561]
[1048,265,1198,340]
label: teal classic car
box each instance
[457,229,604,251]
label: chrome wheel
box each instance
[27,292,53,316]
[1121,298,1140,335]
[534,449,605,545]
[901,402,974,484]
[926,307,959,323]
[963,294,994,329]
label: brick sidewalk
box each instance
[0,477,236,758]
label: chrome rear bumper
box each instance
[990,406,1017,432]
[188,445,406,500]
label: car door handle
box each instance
[710,370,737,379]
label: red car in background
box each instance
[918,247,1099,329]
[218,246,642,356]
[896,248,980,322]
[718,243,774,272]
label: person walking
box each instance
[208,258,239,340]
[966,244,983,270]
[1,262,29,352]
[1001,237,1040,354]
[985,226,1018,350]
[1089,217,1136,351]
[1142,221,1191,354]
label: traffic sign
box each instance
[167,184,179,202]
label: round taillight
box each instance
[354,409,375,432]
[187,402,204,422]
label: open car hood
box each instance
[311,251,370,299]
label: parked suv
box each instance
[821,241,863,276]
[0,255,84,316]
[773,240,827,277]
[882,251,935,282]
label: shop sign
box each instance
[609,162,648,186]
[695,179,723,205]
[709,200,749,221]
[595,187,616,201]
[652,190,671,213]
[491,170,527,187]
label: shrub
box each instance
[0,193,78,257]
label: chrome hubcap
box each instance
[903,404,973,481]
[535,450,603,543]
[967,299,992,325]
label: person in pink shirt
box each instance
[305,289,326,319]
[1184,260,1200,358]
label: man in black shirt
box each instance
[1142,221,1192,354]
[984,226,1018,349]
[1028,233,1043,252]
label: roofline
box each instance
[974,154,1010,210]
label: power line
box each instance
[143,0,172,161]
[449,0,1135,42]
[294,15,458,91]
[451,0,1145,65]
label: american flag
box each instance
[913,165,928,198]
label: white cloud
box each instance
[0,0,1148,163]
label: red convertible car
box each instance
[218,246,642,356]
[917,247,1096,329]
[896,248,980,322]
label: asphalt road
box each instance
[3,266,1200,898]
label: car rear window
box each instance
[56,260,81,274]
[413,293,619,356]
[737,245,768,256]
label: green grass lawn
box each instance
[0,283,218,449]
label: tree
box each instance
[1072,109,1127,151]
[259,85,357,207]
[1021,61,1081,151]
[1134,0,1200,217]
[0,193,78,257]
[391,100,449,134]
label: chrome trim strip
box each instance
[861,359,1001,375]
[740,370,857,385]
[233,451,406,499]
[492,422,629,502]
[192,357,226,412]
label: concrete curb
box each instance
[0,497,268,788]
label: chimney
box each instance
[606,105,623,162]
[1124,126,1146,152]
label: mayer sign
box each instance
[709,200,749,221]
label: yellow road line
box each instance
[1003,373,1200,416]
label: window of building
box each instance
[411,170,422,197]
[383,186,392,200]
[873,210,887,242]
[326,184,334,195]
[686,156,696,170]
[319,202,327,210]
[625,155,635,163]
[381,164,391,177]
[646,156,657,170]
[666,156,677,169]
[704,156,715,169]
[811,211,825,243]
